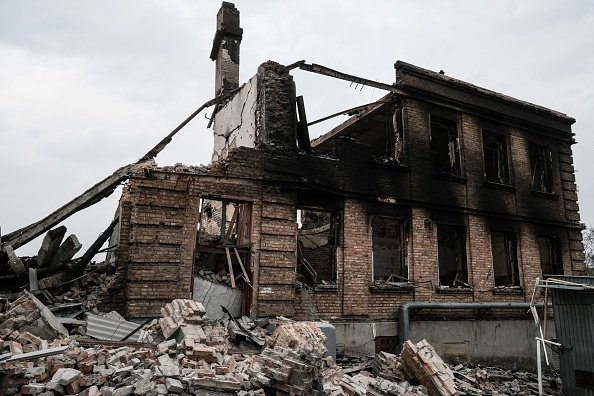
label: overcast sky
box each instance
[1,0,593,257]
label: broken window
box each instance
[368,105,404,164]
[372,216,407,281]
[538,236,563,276]
[491,231,520,287]
[430,116,461,176]
[529,144,553,193]
[483,132,509,184]
[437,225,468,287]
[297,209,339,285]
[195,197,252,287]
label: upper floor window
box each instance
[430,116,461,176]
[483,132,509,184]
[529,144,553,193]
[538,236,563,276]
[491,231,520,287]
[437,225,468,287]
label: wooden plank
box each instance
[225,247,236,288]
[233,248,250,283]
[223,206,239,246]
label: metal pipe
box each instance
[397,301,544,352]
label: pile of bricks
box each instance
[0,291,469,395]
[0,291,68,342]
[371,351,407,383]
[400,339,457,396]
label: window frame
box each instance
[429,115,462,177]
[371,215,408,282]
[436,224,469,288]
[482,131,510,185]
[529,144,554,193]
[537,236,563,276]
[491,231,521,288]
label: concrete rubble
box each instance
[0,291,562,395]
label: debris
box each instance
[0,288,562,395]
[400,339,456,396]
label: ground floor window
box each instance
[437,225,468,287]
[538,236,563,276]
[195,197,252,288]
[372,216,407,282]
[297,209,339,285]
[491,231,520,287]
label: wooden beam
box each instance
[223,206,239,246]
[233,248,250,284]
[1,164,136,250]
[225,247,236,288]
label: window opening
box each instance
[369,105,404,164]
[538,236,563,276]
[491,232,520,287]
[297,209,338,285]
[430,116,461,176]
[437,225,469,287]
[372,216,408,284]
[483,132,509,184]
[195,197,252,288]
[529,145,553,193]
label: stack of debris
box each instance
[451,363,562,395]
[0,292,563,395]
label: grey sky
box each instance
[1,0,593,256]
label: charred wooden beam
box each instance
[1,164,137,250]
[50,234,82,268]
[37,226,67,269]
[68,217,119,280]
[296,96,311,152]
[1,89,242,251]
[298,62,406,95]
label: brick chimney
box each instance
[210,2,243,96]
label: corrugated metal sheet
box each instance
[85,313,149,342]
[549,275,594,396]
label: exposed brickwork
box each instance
[107,59,583,325]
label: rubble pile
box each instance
[451,363,562,395]
[0,293,563,395]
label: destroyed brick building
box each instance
[0,2,584,368]
[93,2,584,364]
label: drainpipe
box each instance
[397,301,544,352]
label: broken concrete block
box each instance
[20,383,46,395]
[45,381,66,395]
[37,226,67,268]
[165,377,184,393]
[50,234,82,267]
[112,385,135,396]
[133,378,155,395]
[157,338,176,354]
[51,367,82,386]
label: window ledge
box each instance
[436,287,473,294]
[532,190,559,199]
[484,181,515,192]
[492,286,523,295]
[313,284,339,292]
[431,172,466,183]
[296,283,339,292]
[370,160,410,172]
[370,282,415,293]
